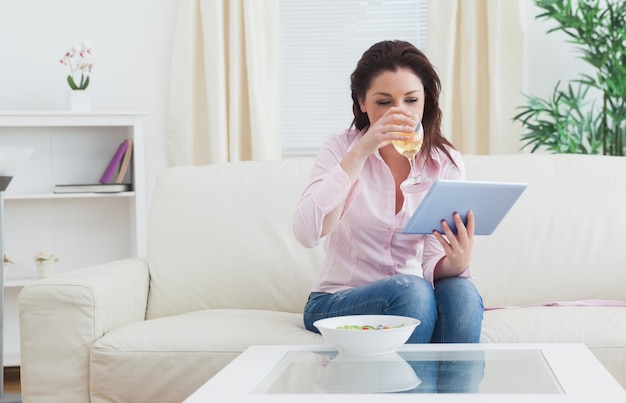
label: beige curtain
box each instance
[168,0,280,165]
[428,0,525,155]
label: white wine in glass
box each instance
[391,116,432,193]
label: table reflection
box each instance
[402,350,485,393]
[317,352,421,393]
[315,350,485,394]
[254,348,561,395]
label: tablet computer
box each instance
[403,180,528,236]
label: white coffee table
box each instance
[184,343,625,402]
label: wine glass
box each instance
[391,115,432,193]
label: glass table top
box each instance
[253,349,563,395]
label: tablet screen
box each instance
[403,180,527,236]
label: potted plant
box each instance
[60,41,94,111]
[33,251,59,278]
[513,0,626,155]
[2,255,12,282]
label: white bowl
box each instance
[317,352,421,393]
[313,314,420,356]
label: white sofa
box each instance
[19,154,626,402]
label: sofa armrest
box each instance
[18,257,150,402]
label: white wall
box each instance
[0,0,178,209]
[0,0,592,206]
[521,1,594,99]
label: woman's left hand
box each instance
[433,211,474,277]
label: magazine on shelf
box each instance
[114,138,133,184]
[53,184,132,194]
[100,140,129,184]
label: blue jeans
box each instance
[303,274,483,343]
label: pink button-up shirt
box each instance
[293,128,471,293]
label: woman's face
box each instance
[358,67,425,125]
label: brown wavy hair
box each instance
[350,40,457,167]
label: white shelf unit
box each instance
[0,111,147,366]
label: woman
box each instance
[293,40,483,343]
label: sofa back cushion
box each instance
[464,154,626,308]
[146,154,626,317]
[146,158,322,319]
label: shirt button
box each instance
[384,245,390,250]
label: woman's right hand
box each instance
[354,107,417,156]
[324,108,416,237]
[339,107,417,188]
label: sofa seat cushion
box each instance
[482,306,626,388]
[89,309,324,403]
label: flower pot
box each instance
[36,261,56,278]
[68,90,91,112]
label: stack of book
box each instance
[54,139,133,194]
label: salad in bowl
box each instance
[313,314,420,356]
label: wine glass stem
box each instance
[408,156,418,180]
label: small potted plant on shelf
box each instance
[60,41,94,111]
[33,251,59,278]
[2,254,12,282]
